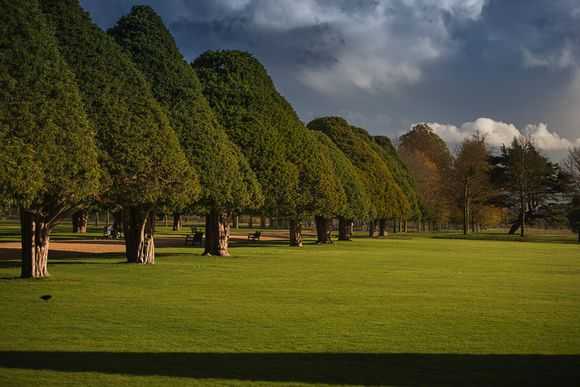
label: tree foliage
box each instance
[0,0,100,213]
[108,6,262,213]
[373,136,420,219]
[311,131,369,220]
[490,137,561,235]
[194,51,343,219]
[307,117,406,221]
[399,124,453,223]
[453,134,491,233]
[40,0,197,210]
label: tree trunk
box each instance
[20,209,51,278]
[508,220,521,235]
[95,212,99,227]
[289,218,303,247]
[315,215,332,244]
[234,215,240,229]
[260,216,266,228]
[368,220,376,238]
[338,217,352,241]
[392,218,397,234]
[520,191,526,237]
[378,218,387,237]
[172,212,182,231]
[577,230,580,243]
[463,183,470,235]
[72,209,88,233]
[203,208,230,256]
[403,220,408,233]
[123,207,155,264]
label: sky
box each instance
[80,0,580,159]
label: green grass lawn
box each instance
[1,225,579,386]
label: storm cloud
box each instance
[80,0,580,159]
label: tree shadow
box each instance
[0,351,578,386]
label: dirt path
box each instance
[0,229,314,260]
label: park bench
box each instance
[248,231,262,241]
[185,227,204,247]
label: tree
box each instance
[308,117,406,237]
[491,137,560,237]
[40,0,198,264]
[109,6,262,256]
[399,124,453,229]
[311,132,369,242]
[194,51,343,247]
[1,0,101,278]
[453,134,491,234]
[373,136,420,234]
[568,196,580,243]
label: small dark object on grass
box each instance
[40,295,52,302]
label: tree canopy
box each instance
[399,124,453,223]
[108,5,262,213]
[373,135,420,219]
[193,51,343,220]
[40,0,197,210]
[307,117,406,221]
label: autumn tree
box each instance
[194,51,344,247]
[109,6,262,256]
[41,0,198,264]
[453,134,491,234]
[399,124,453,229]
[1,0,101,278]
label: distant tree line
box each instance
[1,1,578,278]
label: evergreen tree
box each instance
[373,135,420,233]
[0,0,101,278]
[311,131,370,241]
[194,51,343,247]
[109,6,262,256]
[308,117,405,237]
[491,137,560,237]
[40,0,198,264]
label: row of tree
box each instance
[1,1,420,278]
[399,124,579,239]
[2,1,577,279]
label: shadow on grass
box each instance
[0,351,578,386]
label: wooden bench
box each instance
[248,231,261,241]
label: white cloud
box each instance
[426,117,580,152]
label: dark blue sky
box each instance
[80,0,580,156]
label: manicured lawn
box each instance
[1,226,579,386]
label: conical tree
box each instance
[194,51,344,247]
[40,0,198,264]
[109,6,262,256]
[308,117,405,237]
[373,135,420,233]
[311,131,371,241]
[0,0,101,278]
